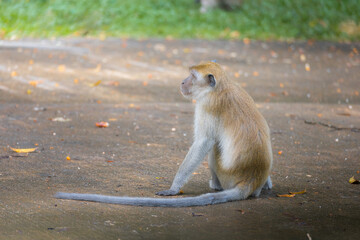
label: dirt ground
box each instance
[0,38,359,240]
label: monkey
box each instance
[55,61,273,207]
[199,0,244,13]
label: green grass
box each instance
[0,0,359,41]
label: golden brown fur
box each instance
[191,62,272,196]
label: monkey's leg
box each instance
[262,176,272,190]
[208,147,223,191]
[156,139,215,196]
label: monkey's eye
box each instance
[208,74,216,87]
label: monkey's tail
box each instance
[55,187,249,207]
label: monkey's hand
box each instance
[156,189,179,196]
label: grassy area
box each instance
[0,0,359,41]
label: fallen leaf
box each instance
[51,117,71,122]
[27,89,32,95]
[74,78,79,84]
[305,63,311,71]
[300,54,306,62]
[179,190,184,194]
[58,65,66,72]
[278,151,283,155]
[236,209,245,214]
[29,81,38,87]
[95,122,109,128]
[253,71,259,77]
[93,64,102,72]
[107,160,114,163]
[91,80,102,87]
[66,156,71,161]
[277,194,295,198]
[289,189,306,195]
[29,59,34,65]
[349,176,360,184]
[243,38,250,45]
[10,71,17,77]
[143,81,148,86]
[336,112,351,116]
[269,92,277,97]
[10,147,37,153]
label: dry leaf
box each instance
[29,81,39,87]
[289,189,306,195]
[349,176,360,184]
[278,151,283,155]
[243,38,250,45]
[58,65,66,72]
[51,117,71,122]
[305,63,311,71]
[10,71,17,77]
[277,194,295,198]
[10,147,37,153]
[93,64,102,72]
[66,156,71,161]
[91,80,102,87]
[95,122,109,128]
[236,209,245,214]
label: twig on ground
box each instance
[304,120,360,132]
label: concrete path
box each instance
[0,38,359,239]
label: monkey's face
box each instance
[181,69,216,100]
[180,74,194,98]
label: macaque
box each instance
[56,61,273,207]
[199,0,244,13]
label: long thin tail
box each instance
[55,188,247,207]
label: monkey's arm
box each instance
[156,138,215,196]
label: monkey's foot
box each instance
[156,189,179,196]
[209,179,223,191]
[262,176,273,190]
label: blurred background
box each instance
[0,0,359,41]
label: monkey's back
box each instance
[208,83,273,193]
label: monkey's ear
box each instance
[208,74,216,87]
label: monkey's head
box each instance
[181,62,225,100]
